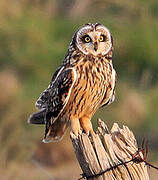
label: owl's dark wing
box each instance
[100,68,117,108]
[29,67,77,124]
[35,66,65,110]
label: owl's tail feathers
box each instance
[28,109,46,125]
[42,118,70,143]
[28,110,69,143]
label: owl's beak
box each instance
[94,42,98,51]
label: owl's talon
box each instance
[72,129,82,136]
[83,130,90,136]
[71,118,82,136]
[79,129,82,135]
[90,130,95,136]
[84,129,95,136]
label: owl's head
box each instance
[74,23,113,56]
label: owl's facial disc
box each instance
[76,24,112,56]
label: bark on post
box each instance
[70,119,149,180]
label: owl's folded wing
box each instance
[35,66,64,110]
[28,67,77,124]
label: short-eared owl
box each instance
[28,23,116,143]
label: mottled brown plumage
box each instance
[28,23,116,143]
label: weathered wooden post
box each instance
[70,119,149,180]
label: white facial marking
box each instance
[76,24,112,56]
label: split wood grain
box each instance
[70,119,149,180]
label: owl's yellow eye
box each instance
[85,36,91,42]
[82,35,91,43]
[99,35,106,42]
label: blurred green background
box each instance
[0,0,158,179]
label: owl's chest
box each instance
[75,60,112,91]
[67,60,113,117]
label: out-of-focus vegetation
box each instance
[0,0,158,179]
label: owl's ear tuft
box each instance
[95,23,102,27]
[84,23,92,26]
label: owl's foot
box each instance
[79,117,95,136]
[71,118,82,136]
